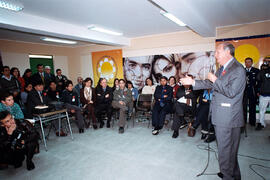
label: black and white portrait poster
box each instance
[123,51,216,90]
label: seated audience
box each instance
[171,79,197,138]
[112,79,133,134]
[22,69,32,85]
[26,81,49,118]
[168,76,180,99]
[47,81,61,102]
[80,78,97,129]
[44,66,56,90]
[152,76,173,135]
[62,80,85,133]
[95,78,113,128]
[74,77,83,97]
[127,81,139,102]
[142,77,156,94]
[47,81,66,137]
[191,89,215,142]
[112,78,120,92]
[11,67,25,92]
[0,92,24,120]
[0,66,21,104]
[21,83,33,106]
[55,69,68,92]
[0,110,39,170]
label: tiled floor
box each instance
[0,120,269,180]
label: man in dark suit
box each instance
[55,69,68,92]
[95,78,113,128]
[152,76,173,135]
[44,66,56,89]
[171,82,197,138]
[31,64,45,86]
[26,81,49,118]
[243,57,259,126]
[181,43,246,180]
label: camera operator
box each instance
[256,56,270,130]
[0,110,39,170]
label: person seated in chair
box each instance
[142,77,156,95]
[47,81,67,137]
[0,92,24,120]
[26,81,49,119]
[127,81,139,103]
[47,81,62,102]
[80,78,97,129]
[61,80,85,133]
[152,76,173,135]
[190,89,215,142]
[112,79,133,134]
[0,111,39,171]
[171,76,197,138]
[95,78,113,128]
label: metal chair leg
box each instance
[39,116,48,151]
[66,112,74,140]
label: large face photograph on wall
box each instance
[123,51,215,90]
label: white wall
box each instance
[53,56,69,77]
[80,55,94,79]
[1,52,30,73]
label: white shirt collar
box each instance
[223,57,234,70]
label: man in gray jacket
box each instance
[112,79,133,134]
[181,42,246,180]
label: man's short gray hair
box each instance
[222,42,235,57]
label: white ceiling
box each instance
[0,28,95,47]
[0,0,269,46]
[153,0,270,37]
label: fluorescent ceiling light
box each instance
[0,0,23,12]
[41,37,77,44]
[88,25,123,36]
[29,55,53,59]
[160,10,186,26]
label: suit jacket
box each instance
[175,85,197,115]
[193,58,246,128]
[80,87,96,106]
[113,87,132,105]
[245,67,259,96]
[55,75,68,91]
[31,72,45,85]
[26,89,49,117]
[61,89,79,106]
[44,73,56,89]
[95,85,113,106]
[154,85,173,106]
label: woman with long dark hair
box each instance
[80,78,97,129]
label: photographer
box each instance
[0,111,39,170]
[256,56,270,130]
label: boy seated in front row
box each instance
[61,80,85,133]
[0,92,24,120]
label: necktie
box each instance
[186,98,191,106]
[218,66,224,77]
[40,73,44,83]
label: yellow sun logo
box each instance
[235,44,260,65]
[97,56,117,81]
